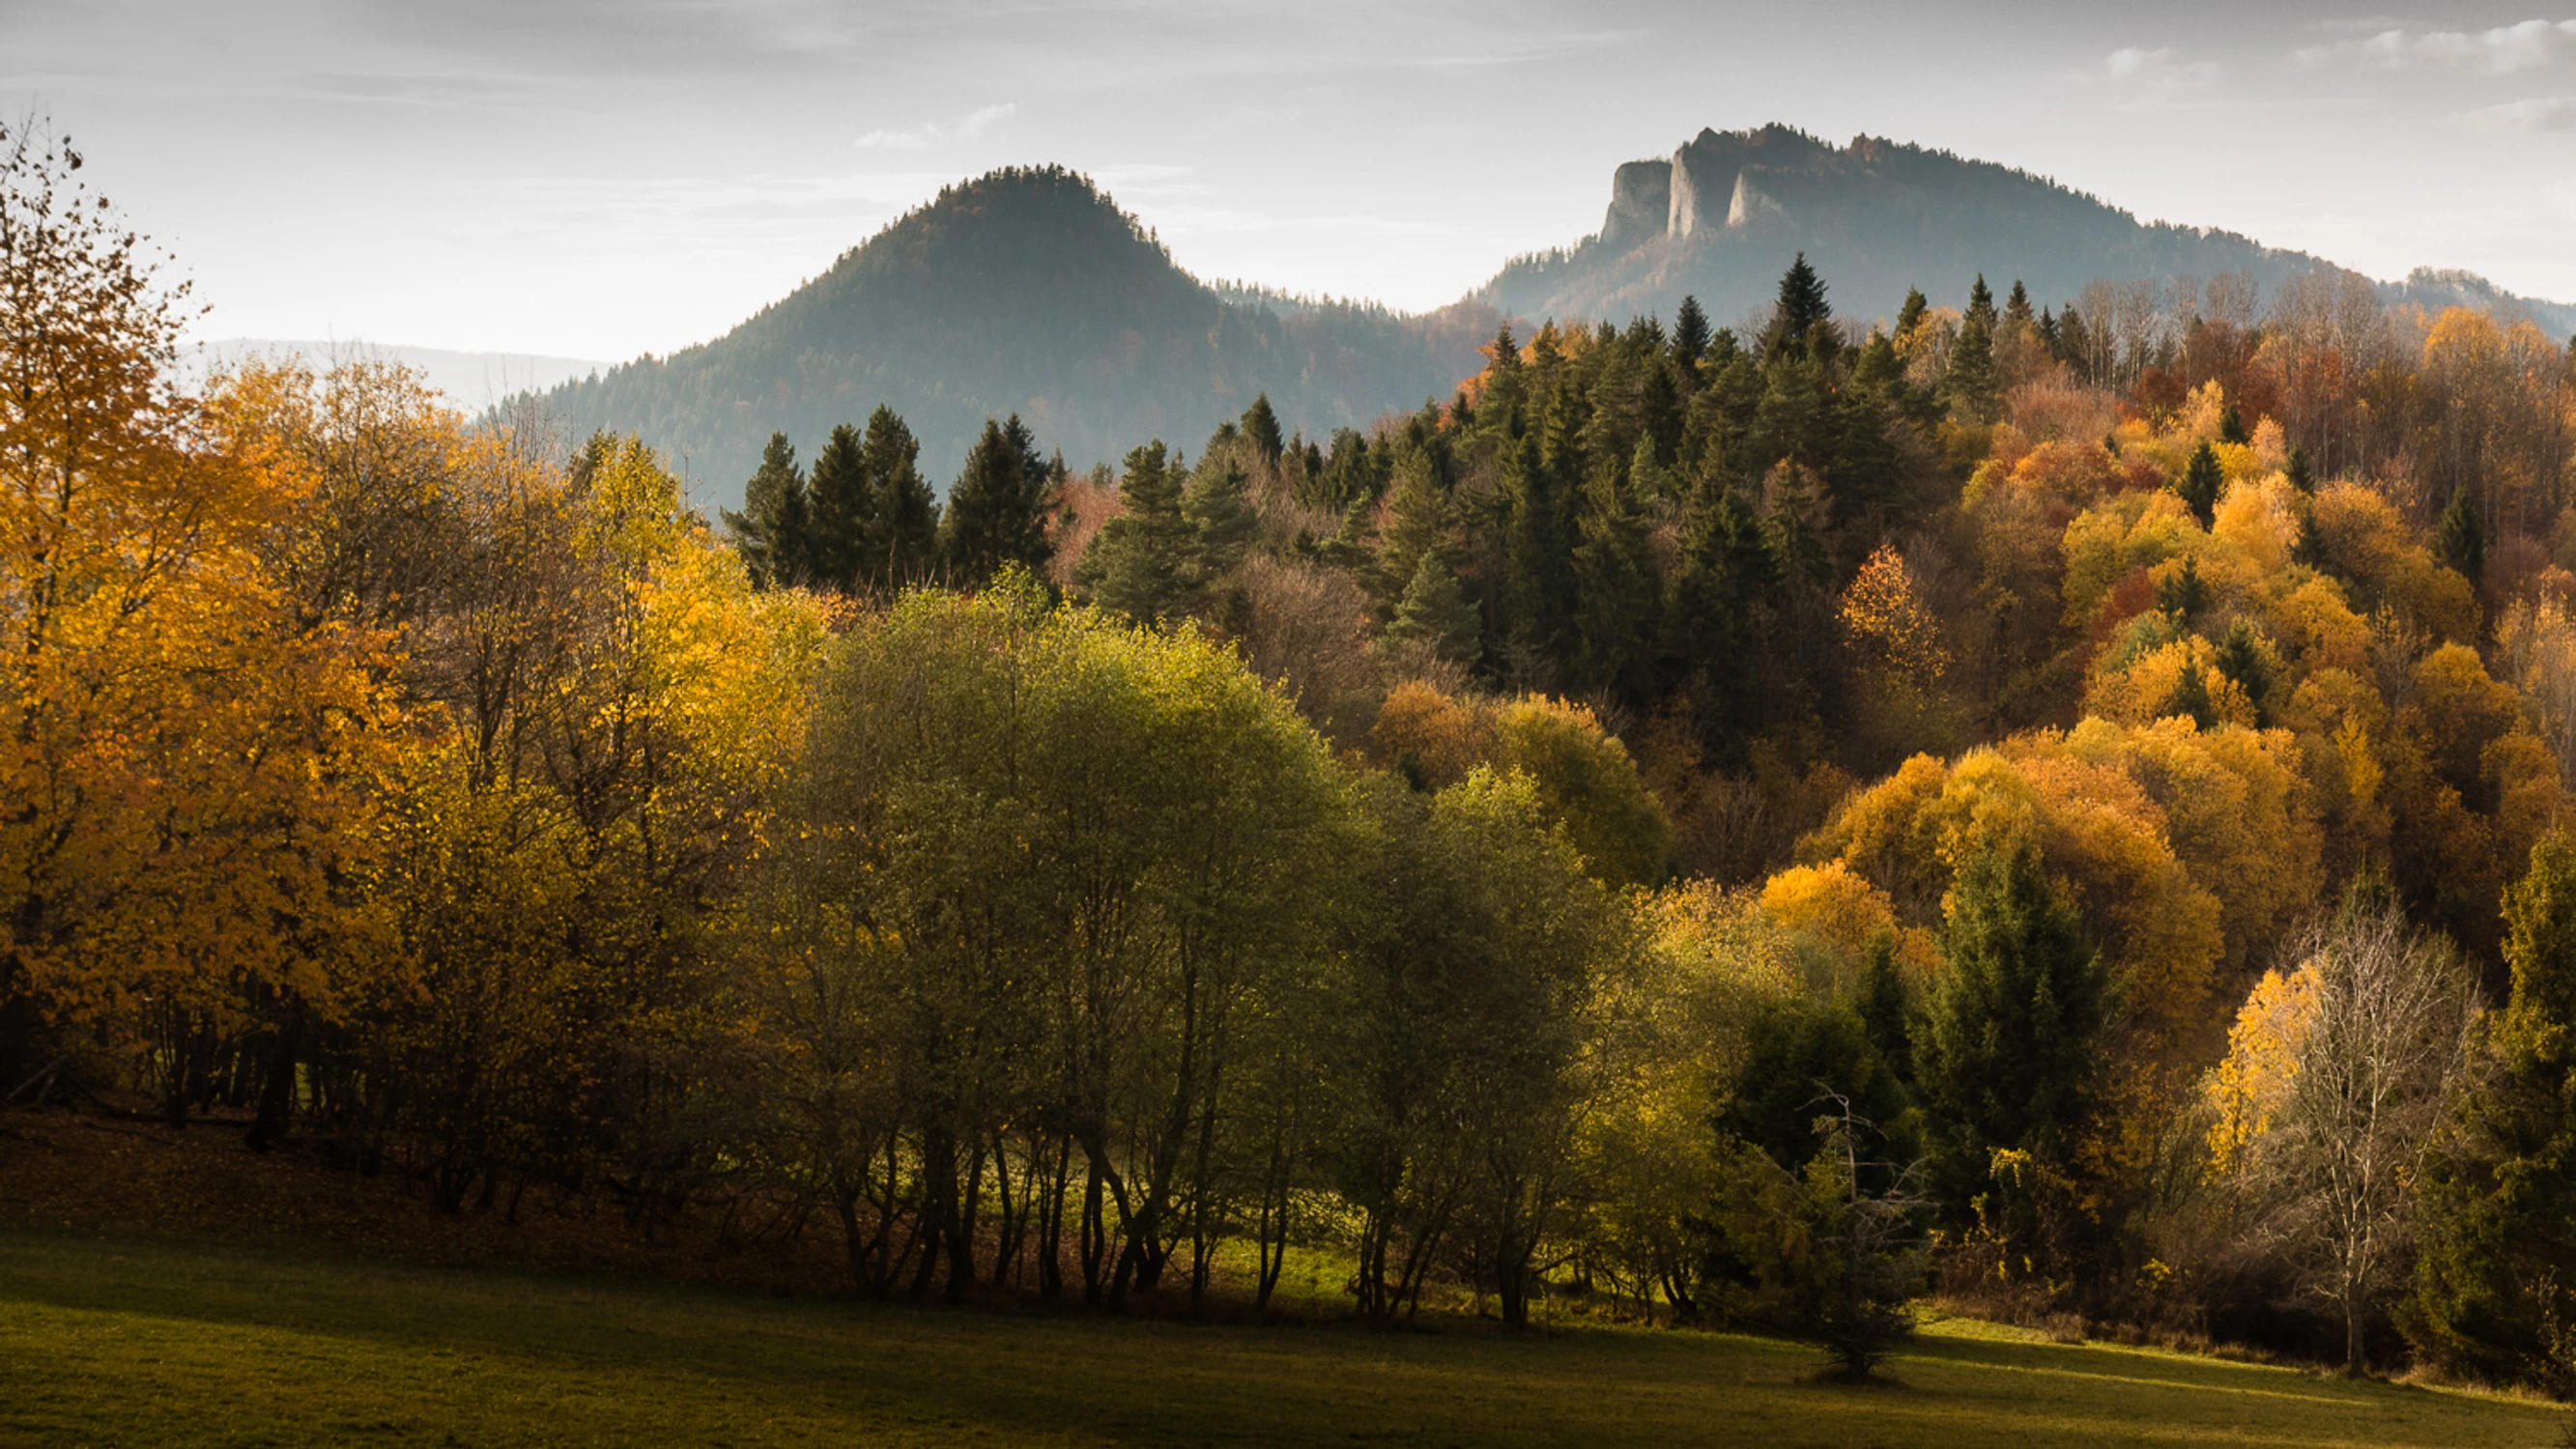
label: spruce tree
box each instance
[1388,550,1480,665]
[806,422,873,591]
[2004,279,2033,327]
[1186,455,1255,576]
[2156,555,2207,621]
[1896,288,1929,339]
[2438,486,2484,586]
[2215,620,2272,725]
[1920,834,2105,1216]
[722,431,807,589]
[1079,440,1193,623]
[1944,278,2001,424]
[2161,662,2217,730]
[2175,442,2223,528]
[1502,434,1575,662]
[2218,398,2250,446]
[940,413,1055,585]
[1239,394,1284,467]
[1766,254,1834,360]
[1570,463,1661,702]
[2411,836,2576,1390]
[1673,295,1711,375]
[858,405,939,590]
[2286,441,2316,495]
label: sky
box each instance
[8,1,2576,363]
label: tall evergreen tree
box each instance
[1240,394,1285,467]
[2438,486,2485,586]
[2412,835,2576,1390]
[1673,295,1711,376]
[806,422,873,590]
[2004,279,2033,326]
[2286,442,2316,495]
[1570,463,1660,704]
[1372,446,1448,611]
[1943,276,2001,424]
[722,431,809,589]
[1919,834,2106,1216]
[1388,550,1480,665]
[1765,253,1834,361]
[1078,441,1193,623]
[857,405,939,590]
[1896,288,1930,339]
[1502,434,1575,668]
[2218,398,2250,446]
[2175,442,2223,528]
[941,413,1055,585]
[1186,455,1255,575]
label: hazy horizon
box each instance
[11,2,2576,361]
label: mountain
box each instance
[540,166,1497,512]
[1474,124,2576,337]
[186,340,606,410]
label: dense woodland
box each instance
[15,119,2576,1387]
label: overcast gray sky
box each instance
[8,1,2573,360]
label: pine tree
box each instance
[1240,394,1284,467]
[2175,442,2223,527]
[2438,486,2485,586]
[1896,288,1929,339]
[1673,295,1711,375]
[1766,253,1834,360]
[941,413,1055,585]
[1919,834,2105,1215]
[1185,454,1255,575]
[1079,440,1193,623]
[2411,835,2576,1390]
[2218,398,2250,446]
[2286,442,2316,495]
[857,405,938,590]
[1388,550,1480,665]
[2216,620,2272,725]
[2004,279,2033,327]
[2161,663,2217,730]
[1372,445,1447,610]
[1943,277,2001,424]
[722,431,808,588]
[2156,555,2207,620]
[1502,434,1575,664]
[1570,463,1660,703]
[806,422,873,590]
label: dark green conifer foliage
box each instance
[2175,442,2223,528]
[1571,464,1661,700]
[2218,399,2250,446]
[1943,276,2001,424]
[2411,836,2576,1391]
[1766,254,1834,360]
[2161,662,2217,730]
[1725,1000,1907,1177]
[806,422,874,590]
[2438,487,2485,586]
[2215,620,2272,725]
[858,406,939,589]
[1186,455,1255,573]
[1388,550,1480,665]
[2285,442,2315,495]
[1372,447,1447,610]
[1240,394,1284,466]
[1856,933,1912,1087]
[941,413,1055,585]
[1896,288,1930,338]
[2156,556,2207,621]
[1919,835,2105,1211]
[723,431,809,589]
[1503,435,1576,664]
[1078,440,1192,623]
[2004,279,2033,326]
[1673,295,1711,374]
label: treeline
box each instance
[19,116,2576,1391]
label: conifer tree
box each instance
[723,431,808,589]
[1766,253,1834,360]
[1673,295,1711,375]
[1372,446,1447,610]
[1079,441,1192,623]
[2438,486,2484,586]
[2004,279,2033,326]
[2286,442,2316,495]
[2218,398,2250,446]
[1919,834,2105,1214]
[1387,551,1479,665]
[1570,464,1660,701]
[1896,288,1929,339]
[2156,555,2206,620]
[2216,619,2272,725]
[941,413,1055,585]
[806,422,873,590]
[1186,455,1255,575]
[2412,835,2576,1390]
[858,405,939,589]
[2175,442,2223,527]
[1503,435,1575,664]
[1240,394,1284,467]
[2161,663,2217,729]
[1943,277,2000,424]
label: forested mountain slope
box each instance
[1476,125,2576,337]
[540,167,1497,510]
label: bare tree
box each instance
[2236,902,2479,1375]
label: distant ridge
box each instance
[1474,124,2576,336]
[539,166,1497,511]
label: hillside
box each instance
[1476,124,2576,335]
[540,166,1497,511]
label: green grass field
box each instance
[0,1230,2563,1448]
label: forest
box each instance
[11,114,2576,1392]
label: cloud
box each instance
[853,101,1016,150]
[2097,46,2219,96]
[2458,95,2576,130]
[2299,18,2576,72]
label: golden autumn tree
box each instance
[0,120,396,1118]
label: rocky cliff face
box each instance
[1477,125,2576,338]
